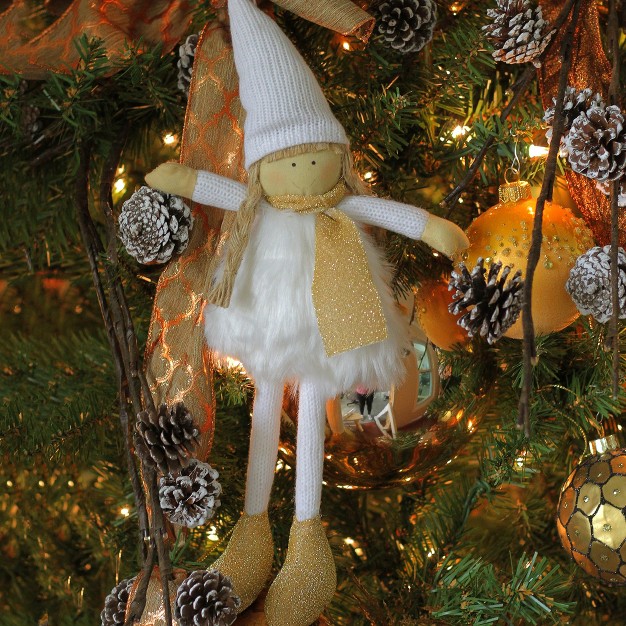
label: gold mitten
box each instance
[264,517,336,626]
[211,511,274,612]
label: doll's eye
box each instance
[292,163,296,167]
[311,161,316,165]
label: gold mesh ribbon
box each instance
[0,0,193,79]
[266,182,387,356]
[538,0,625,246]
[144,1,374,459]
[126,567,187,625]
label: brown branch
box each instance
[74,142,155,604]
[124,545,156,626]
[442,65,535,216]
[607,0,622,399]
[517,0,583,436]
[146,467,175,625]
[120,401,150,556]
[441,0,577,216]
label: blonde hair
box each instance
[207,142,369,308]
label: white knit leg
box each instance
[244,381,284,516]
[295,381,327,522]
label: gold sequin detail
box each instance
[265,517,336,626]
[266,182,388,357]
[211,511,275,613]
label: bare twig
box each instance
[517,0,583,436]
[441,0,577,215]
[124,545,156,626]
[607,0,622,399]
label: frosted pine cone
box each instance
[160,460,222,528]
[175,570,240,626]
[177,34,199,96]
[596,179,626,207]
[101,577,136,626]
[544,87,605,156]
[566,246,626,324]
[134,403,199,475]
[483,0,555,67]
[118,186,193,265]
[449,258,524,344]
[565,104,626,182]
[377,0,437,54]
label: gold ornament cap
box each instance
[499,180,532,204]
[589,434,621,455]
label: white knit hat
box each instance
[228,0,349,169]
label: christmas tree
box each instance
[1,0,626,624]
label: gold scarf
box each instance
[266,182,388,356]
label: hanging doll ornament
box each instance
[146,0,468,623]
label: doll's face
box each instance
[259,149,342,197]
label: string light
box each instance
[6,480,13,487]
[452,125,470,138]
[67,480,74,487]
[363,171,374,181]
[207,525,219,541]
[342,40,351,51]
[114,178,126,193]
[163,132,178,145]
[528,145,549,158]
[120,507,130,517]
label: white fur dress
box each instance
[192,171,430,397]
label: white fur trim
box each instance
[204,205,408,397]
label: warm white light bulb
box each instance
[114,178,126,193]
[528,145,549,158]
[120,507,130,517]
[163,133,177,145]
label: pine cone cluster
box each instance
[483,0,555,67]
[160,460,222,528]
[177,33,199,96]
[134,403,199,475]
[377,0,437,54]
[597,179,626,208]
[566,246,626,324]
[543,87,605,156]
[175,569,241,626]
[101,577,136,626]
[118,186,193,265]
[449,258,524,344]
[565,104,626,182]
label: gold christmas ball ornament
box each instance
[557,435,626,586]
[460,180,595,339]
[280,294,476,490]
[415,276,469,351]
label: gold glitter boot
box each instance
[211,511,274,612]
[264,517,336,626]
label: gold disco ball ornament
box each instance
[279,294,477,490]
[557,435,626,586]
[460,179,595,339]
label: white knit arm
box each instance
[339,194,430,240]
[191,170,247,211]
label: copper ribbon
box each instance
[538,0,625,246]
[144,1,374,460]
[266,181,388,356]
[0,0,193,79]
